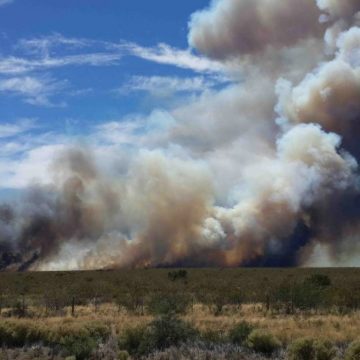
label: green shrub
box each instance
[83,321,110,341]
[119,326,147,356]
[120,315,198,356]
[345,341,360,360]
[0,321,45,347]
[246,329,281,356]
[60,333,97,360]
[228,321,254,345]
[305,275,331,288]
[147,293,191,316]
[314,340,336,360]
[288,338,315,360]
[201,329,226,344]
[116,284,146,314]
[288,338,336,360]
[117,350,130,360]
[168,270,188,282]
[139,315,198,355]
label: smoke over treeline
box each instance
[2,0,360,270]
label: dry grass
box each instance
[186,304,360,345]
[2,302,359,346]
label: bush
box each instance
[211,293,227,316]
[147,293,192,316]
[140,314,198,355]
[120,315,198,356]
[60,333,97,360]
[246,329,280,356]
[288,338,315,360]
[0,320,46,347]
[228,321,254,345]
[117,350,130,360]
[59,331,98,360]
[345,341,360,360]
[305,275,331,288]
[168,270,187,282]
[288,338,336,360]
[201,329,226,344]
[314,340,336,360]
[119,326,147,356]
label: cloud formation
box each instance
[0,75,67,106]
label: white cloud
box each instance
[121,42,224,74]
[0,34,224,78]
[0,53,123,75]
[17,33,90,57]
[0,75,67,106]
[95,120,142,145]
[0,34,123,74]
[119,75,216,97]
[0,118,35,138]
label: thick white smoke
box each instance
[188,0,323,59]
[3,0,360,270]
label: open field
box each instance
[0,268,359,359]
[1,267,360,302]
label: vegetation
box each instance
[0,269,357,358]
[228,321,254,346]
[287,338,336,360]
[345,341,360,360]
[246,329,281,356]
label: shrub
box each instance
[116,282,146,315]
[120,315,198,356]
[84,321,110,341]
[201,329,226,344]
[288,338,336,360]
[119,326,147,356]
[305,275,331,288]
[117,350,130,360]
[147,293,191,316]
[208,293,228,316]
[137,315,198,356]
[288,338,315,360]
[60,333,97,360]
[246,329,280,356]
[0,320,46,347]
[314,340,336,360]
[168,270,187,282]
[345,341,360,360]
[228,321,254,345]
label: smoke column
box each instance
[2,0,360,270]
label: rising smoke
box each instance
[2,0,360,270]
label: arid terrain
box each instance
[0,269,359,359]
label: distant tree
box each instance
[304,274,331,288]
[168,270,188,282]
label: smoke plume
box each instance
[2,0,360,269]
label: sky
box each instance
[0,0,226,193]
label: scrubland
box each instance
[0,268,359,359]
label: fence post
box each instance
[71,296,75,317]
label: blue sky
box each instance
[0,0,230,191]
